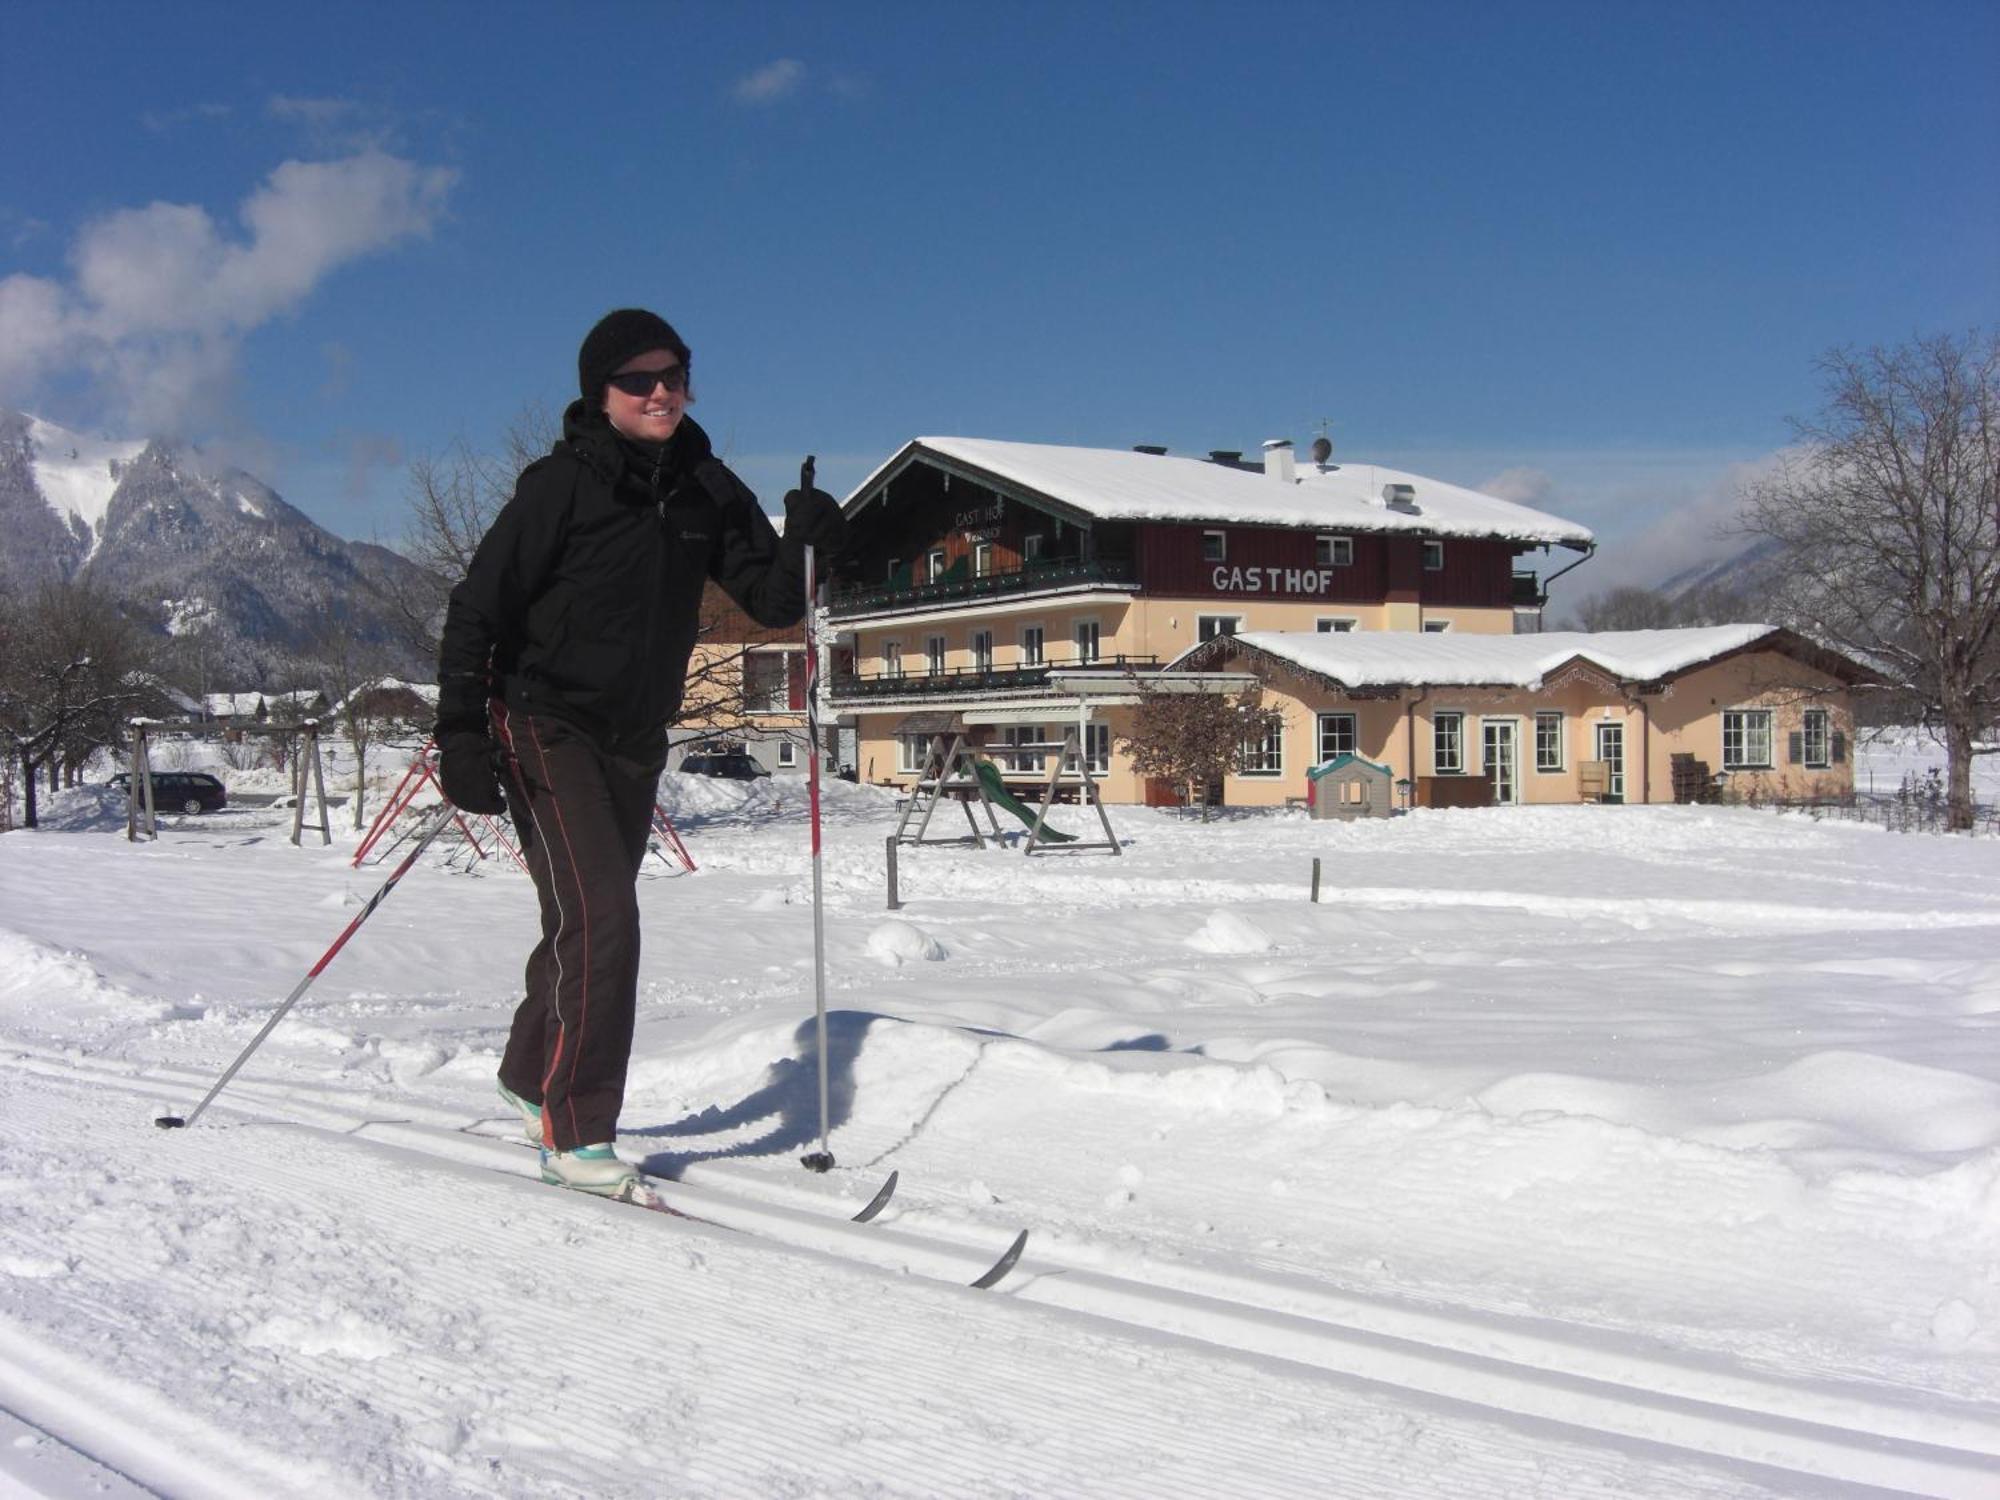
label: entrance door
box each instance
[1482,719,1520,806]
[1595,722,1625,803]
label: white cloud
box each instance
[734,58,806,104]
[140,102,232,134]
[0,150,456,433]
[1570,451,1792,596]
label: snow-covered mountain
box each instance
[0,409,437,681]
[1654,535,1785,606]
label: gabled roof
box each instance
[846,436,1596,549]
[1172,626,1885,691]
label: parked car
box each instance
[678,752,770,781]
[109,771,229,814]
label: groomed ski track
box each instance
[5,1050,1993,1499]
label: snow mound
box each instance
[23,784,131,832]
[865,919,946,965]
[1185,909,1275,954]
[1476,1050,2000,1156]
[656,772,900,825]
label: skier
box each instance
[433,308,845,1196]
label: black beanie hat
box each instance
[578,308,691,404]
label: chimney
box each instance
[1262,438,1295,484]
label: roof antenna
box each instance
[1310,419,1334,469]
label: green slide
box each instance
[971,759,1077,842]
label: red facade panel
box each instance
[1421,538,1515,608]
[1137,524,1517,607]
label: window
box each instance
[1434,711,1464,774]
[1423,619,1451,633]
[775,739,798,768]
[898,733,932,773]
[1535,711,1564,772]
[1023,533,1045,563]
[1316,617,1357,633]
[1317,713,1356,763]
[883,640,904,679]
[1005,725,1046,773]
[1800,708,1830,768]
[971,629,994,674]
[886,558,900,582]
[1240,720,1283,776]
[1021,625,1045,665]
[1722,709,1773,769]
[973,541,993,577]
[1197,615,1242,642]
[1422,540,1445,571]
[926,549,947,583]
[925,634,945,676]
[1074,619,1100,663]
[1085,723,1111,774]
[743,652,788,711]
[1202,529,1227,562]
[1316,535,1354,567]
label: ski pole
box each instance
[798,455,837,1173]
[155,803,457,1130]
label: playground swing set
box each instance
[893,724,1121,856]
[124,716,334,847]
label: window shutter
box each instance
[1832,730,1847,764]
[787,652,807,710]
[1787,731,1803,765]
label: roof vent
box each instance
[1132,444,1169,456]
[1309,436,1333,467]
[1207,450,1243,466]
[1382,482,1418,511]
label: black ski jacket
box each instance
[435,403,807,761]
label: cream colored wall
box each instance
[854,596,1519,675]
[1218,654,1857,808]
[1644,655,1855,802]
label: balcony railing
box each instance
[1511,570,1548,607]
[830,555,1140,618]
[830,654,1161,703]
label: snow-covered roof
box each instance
[849,437,1595,549]
[202,689,325,717]
[1178,626,1788,689]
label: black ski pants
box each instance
[493,707,658,1152]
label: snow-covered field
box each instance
[2,745,1997,1497]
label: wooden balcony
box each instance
[829,555,1140,619]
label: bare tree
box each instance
[1117,677,1285,821]
[1563,581,1757,632]
[1740,330,1999,830]
[391,402,560,659]
[0,580,162,828]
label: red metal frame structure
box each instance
[353,741,528,873]
[356,741,697,876]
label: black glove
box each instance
[783,486,847,553]
[438,731,506,815]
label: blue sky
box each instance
[3,1,1995,597]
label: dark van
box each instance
[678,752,770,781]
[111,771,229,814]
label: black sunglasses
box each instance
[607,364,687,396]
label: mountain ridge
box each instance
[0,409,439,687]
